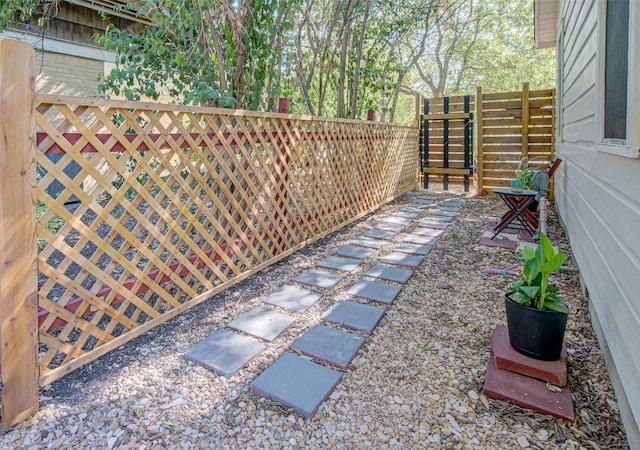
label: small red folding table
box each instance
[491,188,538,239]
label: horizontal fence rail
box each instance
[476,83,555,194]
[33,95,418,385]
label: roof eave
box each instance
[534,0,559,49]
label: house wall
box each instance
[2,2,141,97]
[555,0,640,445]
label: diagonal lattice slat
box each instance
[35,95,417,384]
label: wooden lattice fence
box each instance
[0,39,418,428]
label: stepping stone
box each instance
[483,355,574,421]
[365,264,414,283]
[380,216,413,225]
[317,255,362,272]
[350,236,387,249]
[477,237,517,250]
[228,306,296,342]
[380,253,425,268]
[291,324,365,369]
[294,269,344,289]
[418,220,448,230]
[438,204,462,212]
[425,214,453,223]
[322,301,385,334]
[184,329,264,378]
[251,353,342,419]
[392,243,432,255]
[363,229,398,240]
[431,209,457,217]
[486,221,521,234]
[403,234,438,246]
[336,245,375,260]
[264,285,322,312]
[375,223,405,233]
[347,279,401,304]
[481,230,518,242]
[442,199,464,206]
[491,325,568,386]
[392,211,419,219]
[399,206,426,213]
[412,227,444,237]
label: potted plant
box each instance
[505,232,569,361]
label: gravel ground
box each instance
[1,190,629,449]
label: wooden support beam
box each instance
[476,86,484,195]
[521,82,530,157]
[0,39,39,429]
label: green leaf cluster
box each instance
[511,233,569,314]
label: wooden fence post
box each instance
[521,82,530,157]
[475,86,484,195]
[0,39,39,429]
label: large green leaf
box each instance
[544,294,569,314]
[540,252,567,274]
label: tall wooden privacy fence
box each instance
[0,39,418,429]
[476,84,555,194]
[419,83,555,194]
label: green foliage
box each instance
[97,0,297,110]
[0,0,51,31]
[511,233,569,313]
[503,156,546,189]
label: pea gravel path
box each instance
[1,190,629,449]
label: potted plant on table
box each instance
[506,156,545,193]
[505,232,569,361]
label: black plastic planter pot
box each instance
[505,293,568,361]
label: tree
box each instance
[97,0,297,110]
[413,0,555,98]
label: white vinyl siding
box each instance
[555,0,640,444]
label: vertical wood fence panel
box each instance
[419,95,475,190]
[0,39,39,430]
[476,83,556,194]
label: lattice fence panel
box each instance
[35,95,418,384]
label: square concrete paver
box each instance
[412,227,444,237]
[350,236,388,249]
[403,234,438,246]
[264,285,322,312]
[477,237,517,250]
[399,206,426,213]
[347,279,401,304]
[228,307,296,342]
[380,216,413,225]
[392,243,433,255]
[431,209,457,217]
[426,214,453,222]
[317,255,362,272]
[250,353,342,418]
[291,324,365,369]
[484,355,574,421]
[294,269,344,289]
[417,220,448,230]
[322,301,385,334]
[374,223,405,233]
[380,253,425,268]
[365,264,414,283]
[184,329,264,378]
[336,245,375,260]
[363,229,398,240]
[392,211,420,219]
